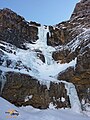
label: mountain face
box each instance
[0,0,90,110]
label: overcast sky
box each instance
[0,0,79,25]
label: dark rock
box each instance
[0,8,38,49]
[48,0,90,47]
[37,52,45,63]
[0,50,4,65]
[30,21,41,27]
[75,49,90,73]
[1,72,70,109]
[52,49,71,63]
[58,60,90,105]
[58,67,75,82]
[6,59,12,67]
[47,26,69,47]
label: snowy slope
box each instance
[0,97,90,120]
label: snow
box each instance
[61,97,65,102]
[68,29,90,52]
[0,25,77,88]
[0,97,90,120]
[0,26,90,118]
[82,98,85,105]
[55,28,90,53]
[83,103,90,117]
[0,45,77,80]
[24,95,33,102]
[49,102,56,109]
[84,103,90,111]
[25,25,55,65]
[0,26,81,114]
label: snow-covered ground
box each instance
[0,97,90,120]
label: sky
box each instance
[0,0,79,25]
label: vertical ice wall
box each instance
[65,82,82,113]
[0,72,6,92]
[38,25,55,65]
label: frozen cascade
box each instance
[0,26,82,112]
[65,82,82,113]
[0,72,6,92]
[38,25,55,65]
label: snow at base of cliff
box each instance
[0,97,90,120]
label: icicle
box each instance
[39,80,50,90]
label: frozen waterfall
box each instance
[38,25,55,65]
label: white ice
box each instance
[0,26,89,115]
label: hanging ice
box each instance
[65,82,82,113]
[0,72,6,92]
[38,25,55,65]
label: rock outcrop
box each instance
[0,8,39,49]
[53,0,90,105]
[48,0,90,47]
[1,72,70,109]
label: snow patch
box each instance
[49,102,56,109]
[61,97,65,102]
[25,95,33,102]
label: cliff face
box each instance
[1,72,70,109]
[55,0,90,105]
[48,0,90,47]
[0,8,39,49]
[0,0,90,110]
